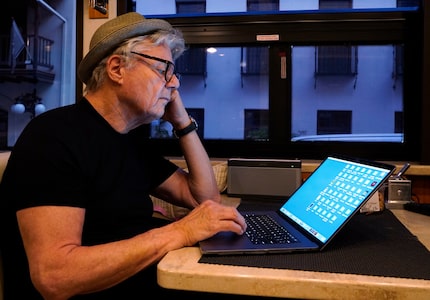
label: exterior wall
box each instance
[2,0,77,146]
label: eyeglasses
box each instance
[130,51,179,83]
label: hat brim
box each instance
[78,13,173,84]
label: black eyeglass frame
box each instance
[130,51,179,82]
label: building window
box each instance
[174,1,207,86]
[319,0,352,10]
[247,0,279,12]
[315,1,357,87]
[392,44,403,89]
[395,111,403,133]
[176,1,206,14]
[317,110,352,135]
[314,45,358,89]
[150,108,204,139]
[187,108,205,139]
[241,1,275,86]
[244,109,269,140]
[241,47,269,76]
[397,0,421,7]
[175,47,207,86]
[315,45,358,76]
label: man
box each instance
[0,12,246,299]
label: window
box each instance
[247,0,279,12]
[240,46,269,88]
[392,44,404,89]
[315,46,357,76]
[397,0,420,7]
[176,48,206,75]
[393,45,404,77]
[131,1,425,162]
[176,1,205,14]
[314,45,358,88]
[319,0,351,10]
[395,111,404,134]
[244,109,269,140]
[293,44,403,143]
[315,1,356,87]
[175,47,207,86]
[241,47,269,75]
[168,46,269,142]
[243,0,274,76]
[150,108,205,139]
[317,110,352,135]
[187,108,205,139]
[174,1,207,85]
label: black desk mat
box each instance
[199,209,430,280]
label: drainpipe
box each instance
[35,0,68,107]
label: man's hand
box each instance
[163,89,190,129]
[172,200,247,247]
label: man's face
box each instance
[121,45,180,124]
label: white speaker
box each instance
[227,158,302,200]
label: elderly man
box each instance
[0,12,246,299]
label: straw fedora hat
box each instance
[78,12,173,84]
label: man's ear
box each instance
[106,55,124,84]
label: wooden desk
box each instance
[157,209,430,299]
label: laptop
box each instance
[199,155,396,255]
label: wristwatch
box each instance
[172,116,198,138]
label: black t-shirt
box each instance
[0,98,179,298]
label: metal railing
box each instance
[0,34,54,70]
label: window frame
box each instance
[125,7,423,162]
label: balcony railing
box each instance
[0,34,55,83]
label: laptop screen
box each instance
[279,156,393,245]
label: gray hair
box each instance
[84,29,185,93]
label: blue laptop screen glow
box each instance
[279,156,391,244]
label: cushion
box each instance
[0,151,11,183]
[152,161,228,220]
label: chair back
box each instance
[0,151,11,300]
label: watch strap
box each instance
[172,116,198,138]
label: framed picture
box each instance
[89,0,109,19]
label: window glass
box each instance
[150,46,269,140]
[132,0,422,161]
[291,44,403,142]
[151,43,404,143]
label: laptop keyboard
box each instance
[244,213,300,245]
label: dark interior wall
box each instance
[0,0,35,34]
[421,1,430,164]
[75,0,83,101]
[75,0,128,101]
